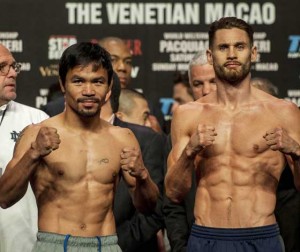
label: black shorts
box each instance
[187,223,285,252]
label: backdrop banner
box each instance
[1,0,299,118]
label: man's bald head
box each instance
[117,89,151,127]
[0,44,18,106]
[99,37,132,88]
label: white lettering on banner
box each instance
[106,3,199,24]
[19,62,31,71]
[170,53,195,62]
[163,32,208,40]
[152,63,176,71]
[159,40,208,53]
[205,2,275,24]
[131,66,139,78]
[39,89,49,96]
[39,65,59,77]
[48,36,77,60]
[254,40,271,53]
[254,62,278,71]
[285,97,300,107]
[287,90,300,97]
[0,40,23,52]
[36,96,47,109]
[0,32,19,39]
[177,63,188,71]
[254,32,267,40]
[155,32,209,72]
[163,33,183,40]
[66,3,102,24]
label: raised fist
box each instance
[120,147,147,180]
[264,127,300,155]
[31,127,61,157]
[187,124,217,156]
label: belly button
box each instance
[57,170,64,176]
[80,223,86,230]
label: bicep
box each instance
[6,125,39,170]
[167,108,192,172]
[167,135,190,173]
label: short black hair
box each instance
[59,42,113,86]
[209,17,254,48]
[173,71,193,97]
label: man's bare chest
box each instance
[195,110,280,157]
[40,134,122,184]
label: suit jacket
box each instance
[113,117,165,252]
[41,96,65,117]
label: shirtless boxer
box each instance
[165,17,300,252]
[0,42,159,252]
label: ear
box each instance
[250,45,257,63]
[104,89,111,103]
[206,49,213,65]
[59,78,65,94]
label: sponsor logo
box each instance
[0,32,23,52]
[288,35,300,58]
[48,35,77,60]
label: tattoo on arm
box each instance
[13,127,28,154]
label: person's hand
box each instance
[264,127,300,155]
[120,147,147,180]
[31,127,61,157]
[186,124,217,156]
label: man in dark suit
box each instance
[101,72,166,252]
[41,95,64,117]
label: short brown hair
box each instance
[208,17,254,48]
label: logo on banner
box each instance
[288,35,300,58]
[48,35,77,60]
[0,32,23,52]
[125,39,142,78]
[285,89,300,106]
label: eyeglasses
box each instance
[0,62,22,76]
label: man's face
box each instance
[173,83,194,105]
[208,28,256,85]
[0,45,18,106]
[103,40,132,88]
[121,97,151,127]
[189,64,216,100]
[62,63,110,118]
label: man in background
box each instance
[101,73,165,252]
[171,71,194,113]
[99,37,165,134]
[116,88,152,128]
[163,50,216,252]
[0,43,49,252]
[188,50,216,100]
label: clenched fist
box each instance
[31,127,61,157]
[186,124,217,156]
[264,127,300,155]
[120,147,147,180]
